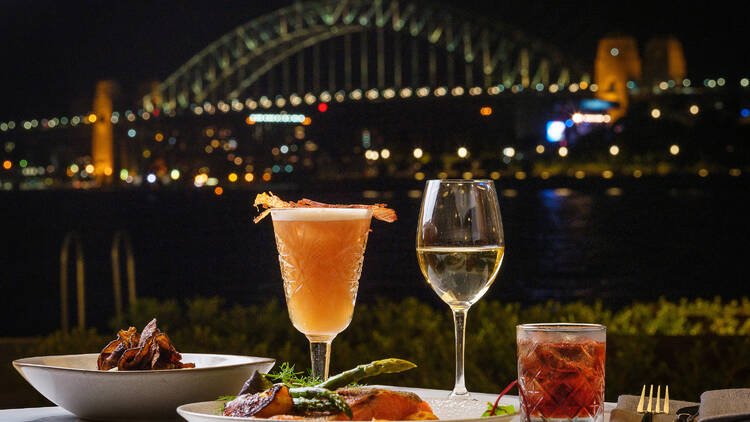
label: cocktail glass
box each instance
[270,207,373,380]
[517,323,606,422]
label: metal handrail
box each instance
[60,232,85,333]
[111,230,136,322]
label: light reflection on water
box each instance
[1,183,748,335]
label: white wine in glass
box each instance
[416,180,504,397]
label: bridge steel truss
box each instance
[144,0,588,111]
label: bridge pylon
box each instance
[92,81,115,186]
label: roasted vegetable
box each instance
[224,384,293,417]
[316,358,417,390]
[289,387,352,419]
[238,370,274,396]
[97,319,194,370]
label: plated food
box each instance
[221,358,436,420]
[97,318,194,370]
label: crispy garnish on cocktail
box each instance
[253,192,397,224]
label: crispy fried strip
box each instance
[253,192,397,223]
[98,319,193,370]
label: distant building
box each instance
[594,34,641,121]
[642,36,687,87]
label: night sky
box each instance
[1,0,745,119]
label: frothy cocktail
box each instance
[271,208,373,340]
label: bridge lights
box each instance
[558,146,569,157]
[451,87,465,96]
[416,87,430,97]
[304,93,317,104]
[289,94,302,106]
[350,89,363,100]
[609,145,620,156]
[651,108,661,119]
[400,88,413,98]
[434,87,447,96]
[319,91,331,102]
[457,146,469,158]
[469,87,482,96]
[689,105,700,115]
[383,88,396,99]
[670,145,680,155]
[335,91,346,102]
[413,148,423,159]
[536,145,545,154]
[365,89,379,100]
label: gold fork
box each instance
[637,385,670,421]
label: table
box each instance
[0,387,616,422]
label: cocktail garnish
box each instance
[253,192,397,223]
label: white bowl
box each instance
[13,353,275,421]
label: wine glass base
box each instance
[449,390,475,400]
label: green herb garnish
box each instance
[217,395,236,401]
[481,402,515,417]
[264,362,322,388]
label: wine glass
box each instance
[270,207,373,380]
[416,179,505,397]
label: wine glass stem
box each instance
[451,308,469,396]
[309,340,332,381]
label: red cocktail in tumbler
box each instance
[517,324,606,422]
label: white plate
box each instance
[177,386,517,422]
[13,353,275,421]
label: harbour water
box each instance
[1,176,747,336]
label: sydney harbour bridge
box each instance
[0,0,728,190]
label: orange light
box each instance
[244,173,254,182]
[245,116,255,125]
[262,172,271,181]
[302,117,312,126]
[2,160,11,170]
[214,186,223,195]
[155,133,164,142]
[104,167,113,176]
[480,106,492,116]
[87,113,97,123]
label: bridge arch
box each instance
[144,0,588,111]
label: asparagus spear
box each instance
[316,358,417,390]
[289,387,352,419]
